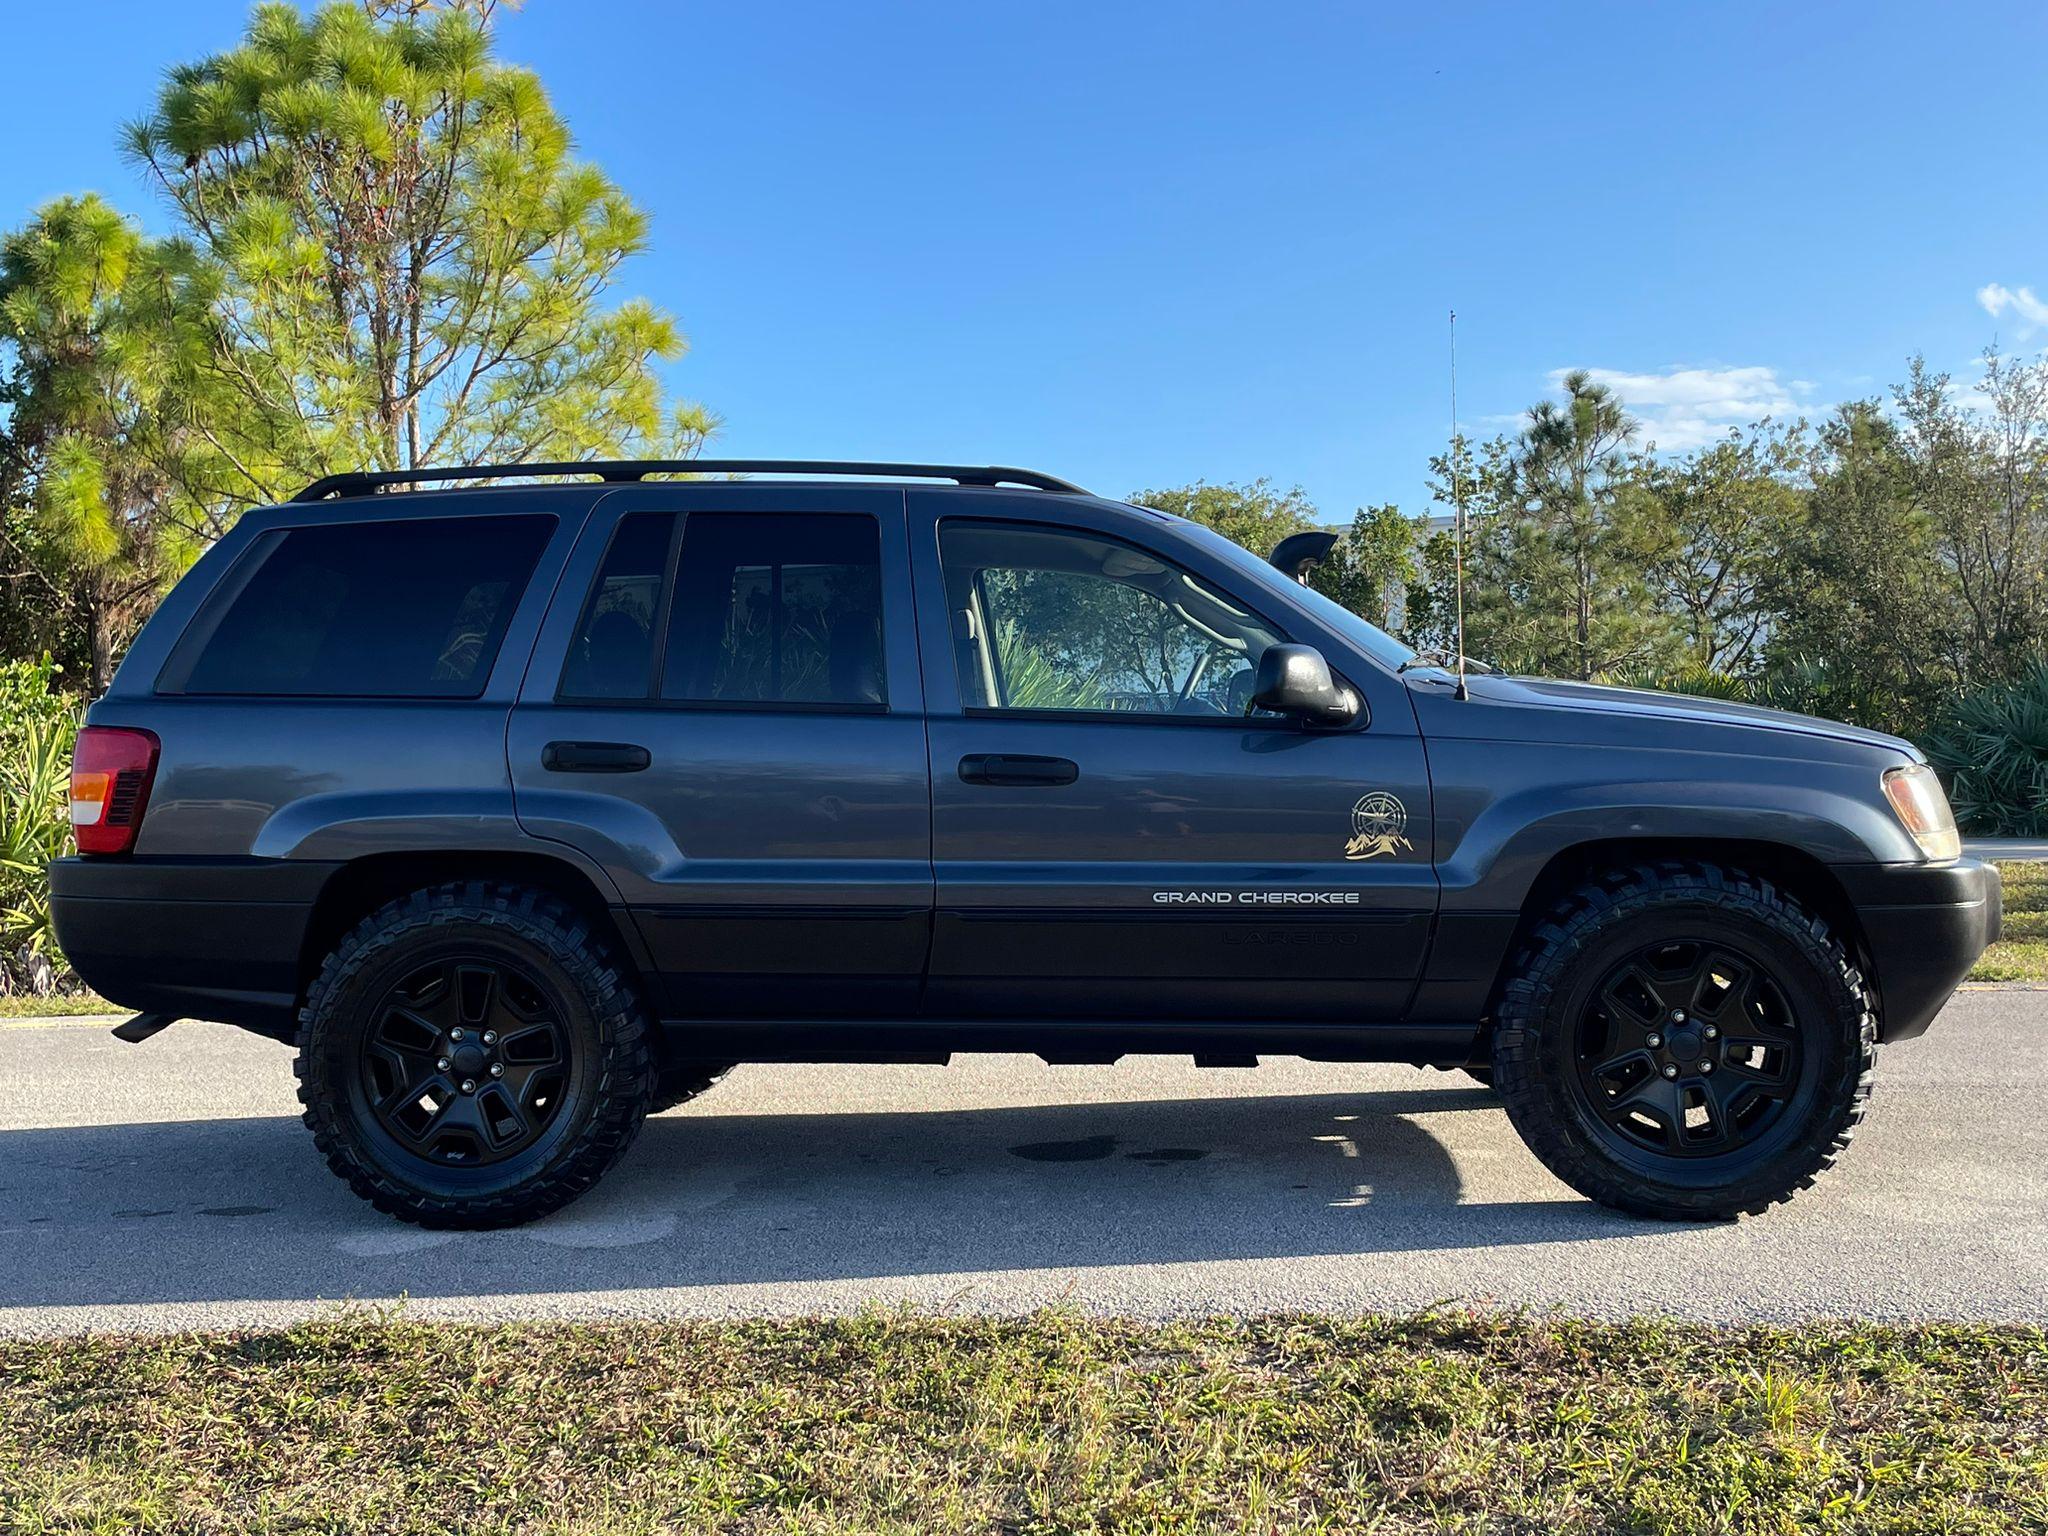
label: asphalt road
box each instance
[3,988,2043,1336]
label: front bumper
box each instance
[48,856,334,1038]
[1833,857,2002,1042]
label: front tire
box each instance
[296,882,654,1228]
[649,1058,737,1114]
[1492,862,1875,1219]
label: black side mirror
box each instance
[1248,643,1357,725]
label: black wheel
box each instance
[296,882,654,1228]
[649,1058,737,1114]
[1492,862,1874,1220]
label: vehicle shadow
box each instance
[0,1085,1673,1313]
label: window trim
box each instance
[156,514,556,701]
[552,507,895,716]
[552,510,683,706]
[938,515,1365,731]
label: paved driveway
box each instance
[3,989,2043,1336]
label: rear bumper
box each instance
[1833,857,2002,1042]
[48,856,334,1038]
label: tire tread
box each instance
[1491,859,1877,1220]
[294,880,653,1229]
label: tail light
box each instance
[70,726,160,855]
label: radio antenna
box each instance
[1449,308,1469,701]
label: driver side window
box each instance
[939,521,1283,716]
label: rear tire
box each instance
[295,881,654,1228]
[1491,861,1874,1220]
[649,1058,737,1114]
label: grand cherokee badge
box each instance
[1345,792,1411,860]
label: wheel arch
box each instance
[1485,837,1875,1022]
[296,849,655,1012]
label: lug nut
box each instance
[1662,1064,1679,1079]
[1671,1010,1687,1023]
[436,1056,452,1071]
[1703,1025,1718,1040]
[482,1030,497,1046]
[1646,1033,1663,1049]
[1700,1061,1715,1074]
[489,1063,504,1078]
[460,1078,476,1094]
[450,1027,466,1042]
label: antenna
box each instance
[1449,308,1470,701]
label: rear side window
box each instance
[661,514,886,708]
[174,515,553,698]
[558,513,678,700]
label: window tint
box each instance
[939,521,1284,716]
[179,515,553,697]
[558,513,676,699]
[662,514,885,707]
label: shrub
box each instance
[1923,659,2048,836]
[0,658,79,980]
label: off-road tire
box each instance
[295,881,654,1228]
[649,1059,737,1114]
[1491,861,1875,1220]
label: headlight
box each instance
[1882,763,1960,862]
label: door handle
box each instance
[543,740,651,773]
[958,753,1078,787]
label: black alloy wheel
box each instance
[1491,862,1875,1220]
[356,957,572,1168]
[1567,939,1810,1166]
[297,882,654,1227]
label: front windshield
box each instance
[1171,518,1421,672]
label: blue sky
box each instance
[5,1,2046,514]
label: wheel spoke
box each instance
[1598,966,1668,1028]
[1589,1045,1657,1083]
[368,1049,435,1116]
[499,1024,562,1067]
[375,1006,441,1057]
[1719,1037,1794,1087]
[1607,1073,1683,1149]
[474,1085,532,1148]
[455,964,498,1029]
[1688,952,1753,1021]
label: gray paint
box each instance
[59,476,1981,1054]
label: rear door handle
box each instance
[958,753,1078,787]
[543,740,651,773]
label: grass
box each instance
[1970,861,2048,982]
[0,988,112,1018]
[1,1310,2043,1534]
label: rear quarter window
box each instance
[167,515,554,697]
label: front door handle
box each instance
[958,753,1079,787]
[543,740,651,773]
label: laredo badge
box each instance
[1344,791,1411,860]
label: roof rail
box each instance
[291,459,1089,502]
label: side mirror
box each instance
[1248,644,1357,725]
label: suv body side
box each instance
[50,480,1996,1061]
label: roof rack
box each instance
[291,459,1089,502]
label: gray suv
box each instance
[51,461,2000,1227]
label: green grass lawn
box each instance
[2,1311,2043,1534]
[1972,861,2048,983]
[1966,868,2048,987]
[0,989,112,1019]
